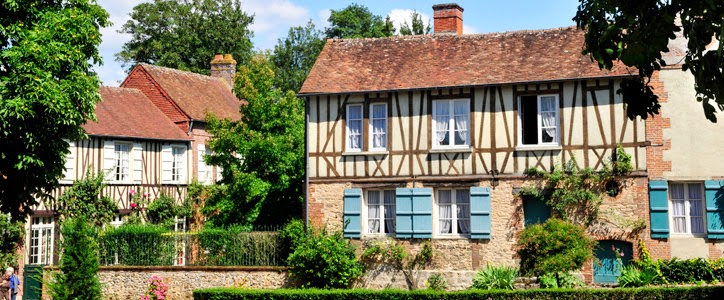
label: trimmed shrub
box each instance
[657,258,714,284]
[193,228,282,266]
[193,286,724,300]
[287,228,363,288]
[278,219,305,259]
[471,264,518,290]
[47,217,102,300]
[516,219,596,277]
[98,224,175,266]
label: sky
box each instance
[96,0,580,86]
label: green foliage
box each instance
[0,214,23,268]
[361,240,434,290]
[146,193,187,228]
[98,224,175,266]
[270,21,325,93]
[658,258,715,284]
[0,0,109,221]
[519,146,632,226]
[116,0,253,75]
[278,219,306,259]
[54,170,118,226]
[193,286,724,300]
[206,54,304,227]
[287,228,363,289]
[426,273,447,291]
[516,219,596,280]
[574,1,724,122]
[399,10,431,36]
[617,265,659,288]
[471,264,518,290]
[324,3,394,38]
[539,272,584,289]
[47,217,102,300]
[193,228,282,266]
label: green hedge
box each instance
[193,286,724,300]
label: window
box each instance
[29,216,54,265]
[110,214,124,228]
[519,95,559,146]
[171,146,185,182]
[369,103,387,151]
[366,190,396,234]
[346,104,363,152]
[198,144,212,184]
[670,183,705,235]
[433,99,469,148]
[437,189,470,235]
[114,143,131,181]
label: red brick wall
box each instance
[122,66,190,130]
[645,71,672,179]
[433,6,463,35]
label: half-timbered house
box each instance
[297,3,715,286]
[26,86,192,266]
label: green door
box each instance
[594,240,633,284]
[522,196,550,226]
[23,264,43,300]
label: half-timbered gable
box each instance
[299,3,654,286]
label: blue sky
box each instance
[96,0,580,86]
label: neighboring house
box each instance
[26,86,192,266]
[299,3,723,285]
[121,54,242,185]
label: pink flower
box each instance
[621,252,625,257]
[130,189,136,195]
[143,192,149,197]
[131,202,138,209]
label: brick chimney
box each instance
[432,3,464,35]
[210,53,236,90]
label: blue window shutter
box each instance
[396,188,432,238]
[470,187,491,239]
[649,180,669,239]
[705,180,724,239]
[343,188,362,238]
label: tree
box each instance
[270,20,326,93]
[205,53,305,227]
[325,3,394,39]
[47,217,102,300]
[116,0,254,75]
[0,0,109,221]
[574,1,724,122]
[53,171,118,227]
[0,215,23,269]
[399,11,431,36]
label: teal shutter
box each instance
[649,180,669,239]
[705,180,724,239]
[343,188,362,238]
[470,187,491,239]
[396,188,432,238]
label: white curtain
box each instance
[367,191,381,233]
[372,104,387,149]
[670,183,686,233]
[383,190,396,233]
[688,183,704,234]
[348,106,362,150]
[540,97,556,142]
[434,102,449,145]
[438,190,452,234]
[457,192,470,234]
[454,101,469,145]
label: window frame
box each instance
[171,145,186,183]
[345,104,364,152]
[113,142,132,182]
[363,190,396,235]
[517,94,560,147]
[669,182,706,236]
[432,99,470,149]
[435,189,471,237]
[368,103,388,152]
[29,216,54,265]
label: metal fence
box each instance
[97,229,286,267]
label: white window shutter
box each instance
[179,145,188,183]
[215,165,223,182]
[132,143,143,184]
[197,144,209,185]
[161,144,172,183]
[103,140,116,181]
[62,140,75,182]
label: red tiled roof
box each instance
[300,26,633,95]
[83,87,191,141]
[138,63,242,121]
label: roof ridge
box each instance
[326,25,579,43]
[138,63,226,83]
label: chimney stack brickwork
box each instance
[210,53,236,90]
[433,3,464,35]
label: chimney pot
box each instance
[432,3,464,35]
[210,53,236,90]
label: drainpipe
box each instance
[304,97,310,231]
[187,120,194,136]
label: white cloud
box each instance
[317,9,331,30]
[244,0,310,50]
[95,0,149,86]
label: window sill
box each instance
[341,151,388,156]
[515,145,562,152]
[434,234,471,240]
[429,147,472,154]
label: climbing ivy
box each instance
[519,146,632,227]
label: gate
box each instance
[23,265,43,300]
